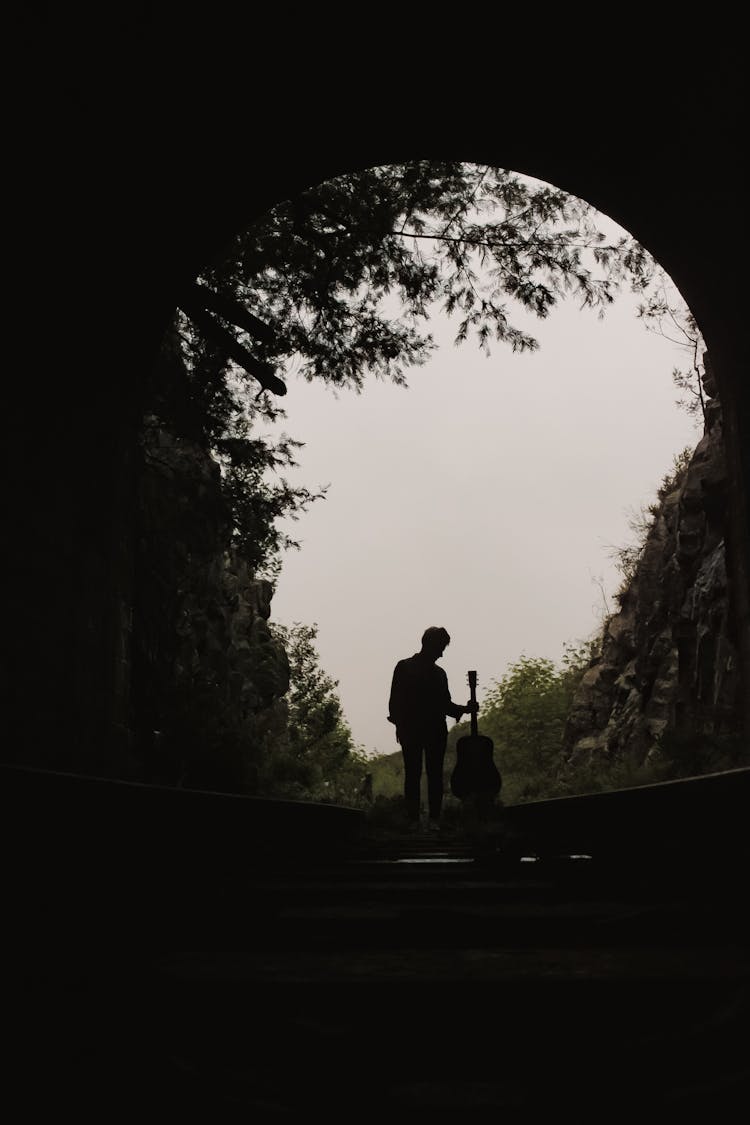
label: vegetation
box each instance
[636,273,708,426]
[605,446,693,601]
[365,643,748,813]
[149,620,372,801]
[366,644,595,809]
[150,163,721,804]
[460,646,594,803]
[172,160,658,580]
[267,622,371,803]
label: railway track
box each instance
[4,765,749,1114]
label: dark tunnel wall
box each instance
[7,23,749,775]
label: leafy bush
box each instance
[452,648,592,804]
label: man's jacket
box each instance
[388,652,463,742]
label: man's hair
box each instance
[421,626,450,647]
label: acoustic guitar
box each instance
[450,671,502,800]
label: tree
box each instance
[269,622,368,800]
[216,423,326,578]
[170,161,658,576]
[449,646,592,803]
[636,270,708,426]
[149,329,325,581]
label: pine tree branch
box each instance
[177,293,287,397]
[189,283,277,345]
[439,165,492,239]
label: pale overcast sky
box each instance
[260,194,700,758]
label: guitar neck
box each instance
[468,671,478,737]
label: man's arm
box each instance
[388,661,406,727]
[439,667,465,722]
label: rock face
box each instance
[563,374,741,767]
[131,398,290,792]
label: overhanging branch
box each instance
[190,283,278,346]
[177,291,287,397]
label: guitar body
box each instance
[450,671,502,800]
[451,732,502,799]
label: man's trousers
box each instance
[400,732,447,821]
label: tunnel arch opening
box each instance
[137,158,746,801]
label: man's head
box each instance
[421,626,450,661]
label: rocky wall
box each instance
[563,369,741,767]
[131,412,289,791]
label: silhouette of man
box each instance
[388,626,475,832]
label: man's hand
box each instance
[464,701,479,714]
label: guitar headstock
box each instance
[467,670,477,691]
